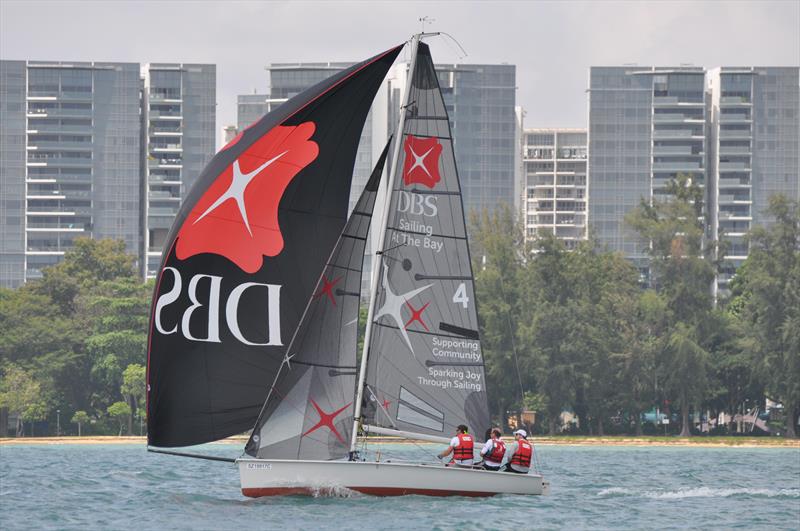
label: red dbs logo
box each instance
[176,122,318,273]
[403,135,442,189]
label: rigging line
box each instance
[498,273,543,474]
[498,274,526,410]
[147,448,236,463]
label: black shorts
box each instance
[482,463,501,471]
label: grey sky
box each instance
[2,0,798,145]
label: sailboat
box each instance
[147,34,548,497]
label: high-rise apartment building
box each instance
[588,65,798,291]
[1,61,142,287]
[588,66,708,277]
[142,63,215,278]
[0,60,215,287]
[708,67,800,295]
[522,129,588,248]
[236,94,284,132]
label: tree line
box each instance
[0,240,149,436]
[471,178,799,438]
[0,178,797,438]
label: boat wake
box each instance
[307,485,360,498]
[597,487,800,499]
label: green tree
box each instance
[627,174,715,437]
[0,365,48,436]
[107,401,131,436]
[71,410,90,436]
[33,238,136,314]
[517,235,576,434]
[121,364,146,436]
[732,195,800,437]
[615,290,667,435]
[471,204,527,429]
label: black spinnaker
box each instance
[147,45,402,447]
[245,141,389,460]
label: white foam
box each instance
[597,487,800,499]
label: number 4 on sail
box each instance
[146,34,548,498]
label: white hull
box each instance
[238,458,548,497]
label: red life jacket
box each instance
[453,433,474,461]
[486,439,506,463]
[510,439,532,468]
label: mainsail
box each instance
[147,46,402,447]
[244,142,389,460]
[361,42,490,439]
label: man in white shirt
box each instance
[478,428,505,471]
[503,429,533,474]
[437,424,474,466]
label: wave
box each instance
[597,487,800,499]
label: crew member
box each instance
[504,429,532,474]
[479,428,505,471]
[437,424,474,467]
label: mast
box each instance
[349,34,422,455]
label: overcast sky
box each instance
[2,0,798,145]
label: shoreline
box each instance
[1,435,798,448]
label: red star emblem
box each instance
[381,397,391,410]
[303,399,351,443]
[404,300,430,331]
[403,135,442,189]
[176,122,319,273]
[313,275,342,306]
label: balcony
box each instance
[719,115,752,124]
[652,161,702,171]
[653,145,693,155]
[719,161,750,171]
[718,194,751,204]
[27,141,93,150]
[653,96,704,107]
[718,210,751,220]
[148,109,182,120]
[27,156,92,167]
[148,191,181,200]
[149,158,182,169]
[718,145,751,155]
[718,178,750,188]
[653,129,703,139]
[653,114,703,123]
[150,142,182,152]
[28,107,92,119]
[150,127,182,135]
[719,129,751,139]
[27,123,92,133]
[720,96,752,106]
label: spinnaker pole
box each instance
[349,34,421,456]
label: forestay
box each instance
[244,143,389,460]
[363,42,490,438]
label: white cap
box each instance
[513,429,527,438]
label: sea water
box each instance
[1,443,798,530]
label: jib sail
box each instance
[244,142,388,460]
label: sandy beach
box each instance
[2,435,797,448]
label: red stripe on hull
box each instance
[242,487,497,498]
